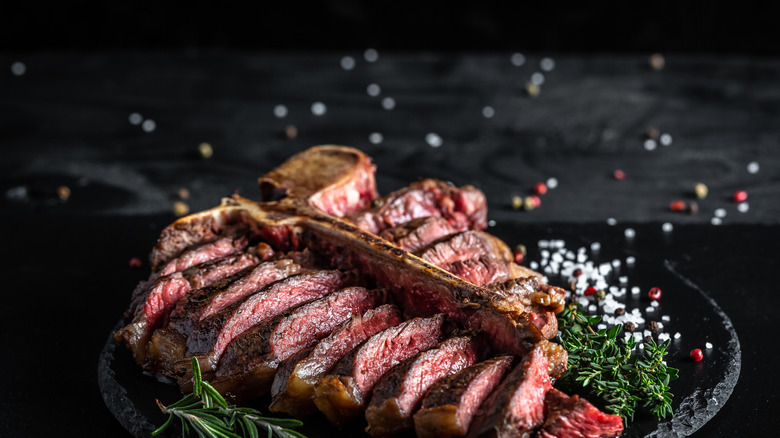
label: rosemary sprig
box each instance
[152,358,307,438]
[556,304,679,425]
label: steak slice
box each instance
[414,356,515,438]
[157,233,250,277]
[416,230,514,267]
[466,347,551,438]
[169,258,306,338]
[446,256,517,286]
[269,304,403,417]
[313,314,446,427]
[186,270,351,372]
[537,388,624,438]
[211,287,393,402]
[181,252,261,289]
[259,145,378,217]
[349,179,487,235]
[379,216,459,253]
[365,335,481,437]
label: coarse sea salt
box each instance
[706,342,713,349]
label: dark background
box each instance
[1,1,778,54]
[1,2,778,437]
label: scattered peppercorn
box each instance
[514,244,527,256]
[649,53,665,71]
[646,320,659,334]
[129,257,143,268]
[584,286,597,296]
[669,200,686,212]
[56,185,71,201]
[572,268,583,278]
[595,289,606,301]
[645,127,660,140]
[648,287,662,301]
[177,188,190,200]
[285,124,298,140]
[511,195,523,210]
[624,321,636,333]
[370,198,382,208]
[198,142,213,159]
[513,251,524,264]
[690,348,703,362]
[533,182,547,195]
[614,308,626,317]
[733,190,748,203]
[525,82,540,97]
[688,201,699,215]
[695,183,708,199]
[644,336,654,344]
[523,196,540,211]
[173,201,190,217]
[613,169,626,180]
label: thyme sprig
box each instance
[556,304,678,425]
[152,358,307,438]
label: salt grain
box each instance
[662,315,671,322]
[530,72,545,86]
[128,113,143,125]
[619,276,628,284]
[273,105,288,118]
[644,139,657,151]
[425,133,443,148]
[626,256,636,266]
[711,217,723,226]
[714,208,727,218]
[660,133,673,146]
[368,132,383,144]
[738,202,749,213]
[530,261,539,270]
[510,53,526,66]
[381,97,396,110]
[141,119,156,133]
[340,56,356,70]
[624,228,636,239]
[674,332,681,339]
[607,218,617,226]
[311,102,327,116]
[367,83,381,97]
[662,222,673,232]
[747,161,759,174]
[706,342,713,349]
[546,177,558,189]
[632,286,640,294]
[11,61,26,76]
[488,220,497,227]
[590,242,601,251]
[540,57,555,72]
[364,48,379,62]
[482,106,495,118]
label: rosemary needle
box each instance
[152,358,307,438]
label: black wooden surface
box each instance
[0,51,777,436]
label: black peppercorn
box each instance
[624,321,636,333]
[614,308,626,317]
[646,320,659,334]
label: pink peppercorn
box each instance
[733,190,748,203]
[690,348,703,362]
[648,287,662,300]
[534,182,548,195]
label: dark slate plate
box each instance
[99,223,740,438]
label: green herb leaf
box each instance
[557,303,678,425]
[152,359,307,438]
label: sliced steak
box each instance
[259,145,378,217]
[365,335,482,437]
[414,356,515,438]
[269,304,403,417]
[211,287,393,402]
[186,270,351,372]
[181,252,260,289]
[446,256,516,286]
[537,388,624,438]
[157,233,250,277]
[417,230,513,267]
[486,276,567,315]
[349,179,487,235]
[379,216,459,253]
[313,314,446,427]
[169,258,306,338]
[466,347,551,438]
